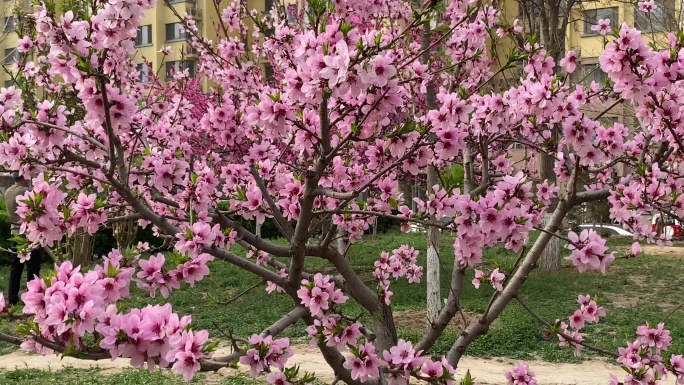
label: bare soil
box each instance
[0,345,678,384]
[393,309,484,332]
[640,245,684,257]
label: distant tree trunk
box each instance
[399,178,413,206]
[426,166,441,324]
[538,4,564,272]
[69,230,95,266]
[539,213,561,271]
[112,219,138,249]
[422,19,441,325]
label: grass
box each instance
[0,368,263,384]
[0,230,683,380]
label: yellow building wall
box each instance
[0,0,265,92]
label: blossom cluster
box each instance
[240,335,294,378]
[136,252,214,298]
[505,362,537,385]
[373,245,423,305]
[611,323,683,385]
[15,178,68,247]
[20,253,210,381]
[556,294,607,356]
[565,229,616,274]
[343,339,456,384]
[472,268,506,292]
[297,273,348,317]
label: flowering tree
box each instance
[0,0,682,383]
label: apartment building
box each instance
[507,0,680,191]
[0,0,272,90]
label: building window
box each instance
[3,16,14,34]
[4,48,18,65]
[137,63,152,83]
[584,7,618,35]
[135,25,152,47]
[166,60,195,79]
[264,64,273,80]
[581,63,609,86]
[635,0,675,32]
[165,23,189,42]
[265,0,273,13]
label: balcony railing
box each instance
[185,46,199,58]
[187,7,202,18]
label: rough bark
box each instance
[422,14,441,326]
[539,212,561,271]
[426,164,441,324]
[69,230,94,265]
[336,227,348,259]
[528,0,577,272]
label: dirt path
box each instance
[0,345,677,385]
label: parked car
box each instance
[576,223,634,237]
[651,213,682,239]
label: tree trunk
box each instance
[538,6,563,272]
[336,227,348,259]
[372,302,398,352]
[426,166,441,324]
[70,230,94,266]
[421,13,441,326]
[539,212,561,271]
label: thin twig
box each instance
[218,280,264,306]
[662,302,684,324]
[515,295,618,358]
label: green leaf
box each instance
[107,262,120,278]
[202,340,220,354]
[284,365,300,379]
[235,187,247,201]
[460,369,475,385]
[267,91,281,103]
[388,198,398,210]
[16,323,31,336]
[9,234,28,246]
[340,21,352,36]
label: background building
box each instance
[0,0,273,90]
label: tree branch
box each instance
[248,166,295,238]
[446,199,572,366]
[211,306,309,364]
[515,295,619,358]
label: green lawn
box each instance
[0,231,683,382]
[0,368,261,385]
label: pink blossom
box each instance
[638,0,657,12]
[590,19,611,35]
[559,51,578,73]
[266,372,291,385]
[569,309,586,329]
[505,362,537,385]
[489,269,505,292]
